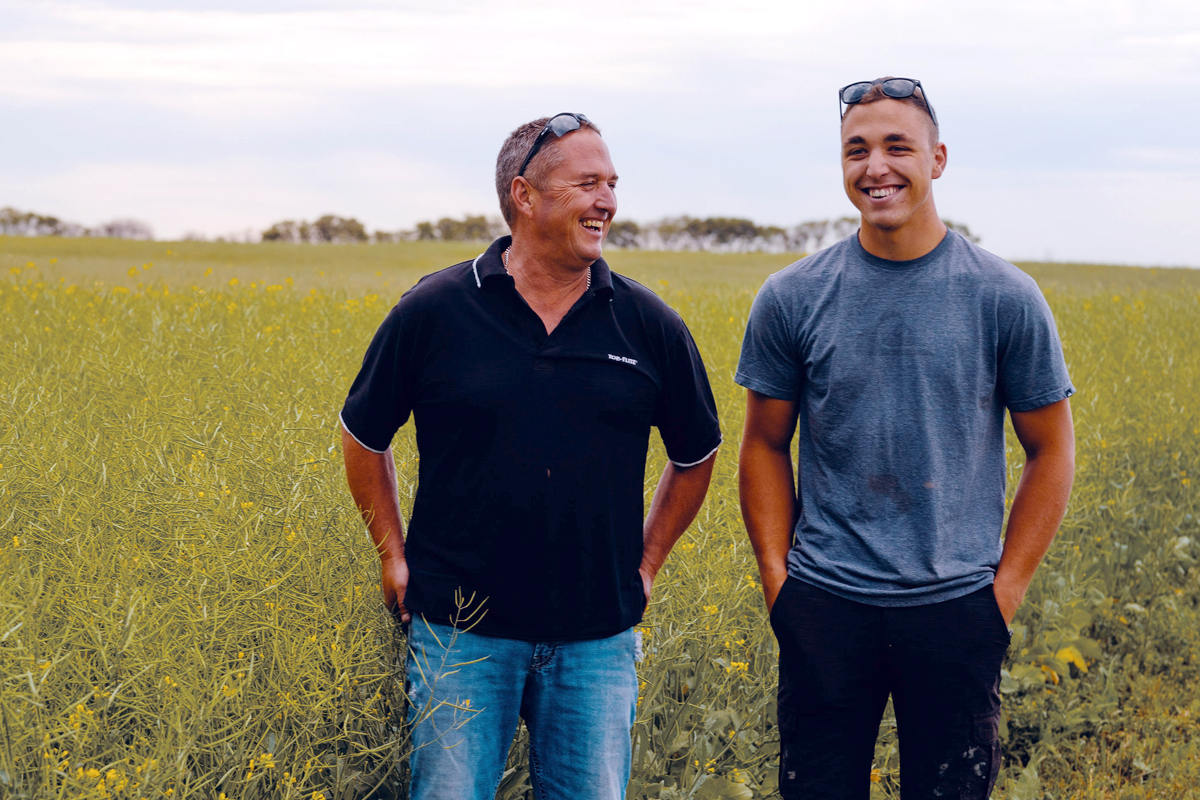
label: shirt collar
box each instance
[472,235,615,298]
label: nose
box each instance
[595,182,617,216]
[865,148,890,180]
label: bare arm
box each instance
[738,390,800,612]
[639,454,718,607]
[994,397,1076,624]
[341,426,410,623]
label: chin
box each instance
[860,211,906,232]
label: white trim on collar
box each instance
[472,253,484,288]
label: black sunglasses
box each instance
[517,112,590,177]
[838,78,937,127]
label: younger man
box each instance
[737,78,1076,798]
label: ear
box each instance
[510,176,537,222]
[931,141,948,180]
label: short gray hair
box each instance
[495,116,602,228]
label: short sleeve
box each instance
[735,278,800,401]
[998,283,1075,412]
[339,305,412,453]
[652,322,722,467]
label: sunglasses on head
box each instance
[517,112,591,178]
[838,78,937,127]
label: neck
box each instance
[505,237,592,299]
[857,208,948,261]
[504,237,592,334]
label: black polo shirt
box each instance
[340,236,721,641]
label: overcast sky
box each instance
[2,0,1198,265]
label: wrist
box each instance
[379,549,406,565]
[757,559,789,583]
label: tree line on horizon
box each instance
[1,206,981,253]
[262,213,980,253]
[0,207,154,241]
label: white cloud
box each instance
[2,0,1199,263]
[940,166,1200,266]
[6,0,1198,114]
[1115,147,1200,168]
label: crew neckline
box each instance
[852,229,953,272]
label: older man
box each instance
[340,114,721,800]
[738,79,1076,798]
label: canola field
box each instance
[1,236,1198,800]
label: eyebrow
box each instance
[577,171,619,182]
[843,133,915,147]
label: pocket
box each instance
[769,577,793,628]
[971,710,999,745]
[986,586,1013,641]
[971,711,1003,795]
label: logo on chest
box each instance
[608,354,639,366]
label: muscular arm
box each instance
[993,397,1075,624]
[738,390,800,612]
[341,426,410,623]
[640,454,718,607]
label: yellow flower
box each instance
[703,605,718,616]
[229,277,240,286]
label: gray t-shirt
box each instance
[736,231,1074,606]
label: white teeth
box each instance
[868,187,898,198]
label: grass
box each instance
[1,236,1198,799]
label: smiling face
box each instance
[841,98,947,240]
[522,129,618,268]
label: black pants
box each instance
[771,578,1011,800]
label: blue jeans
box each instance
[405,619,640,800]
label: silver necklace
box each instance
[503,247,591,291]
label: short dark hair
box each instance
[495,116,603,228]
[843,76,939,144]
